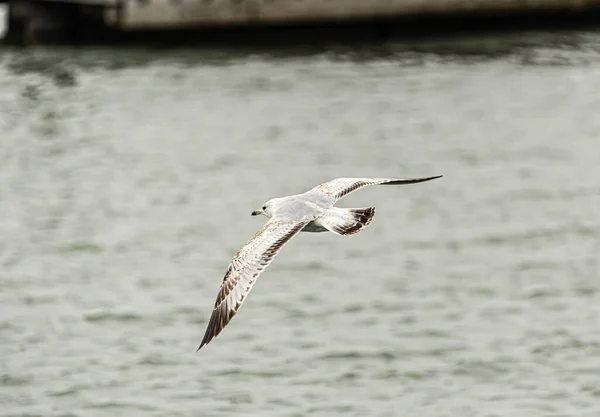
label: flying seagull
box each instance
[198,175,442,350]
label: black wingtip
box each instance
[421,175,443,181]
[197,329,213,352]
[412,174,443,183]
[387,175,443,185]
[197,308,220,352]
[196,336,210,352]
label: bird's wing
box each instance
[308,175,442,203]
[198,218,309,350]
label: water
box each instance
[1,30,600,417]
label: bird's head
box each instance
[251,199,275,218]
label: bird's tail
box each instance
[320,207,376,236]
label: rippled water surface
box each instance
[2,29,600,417]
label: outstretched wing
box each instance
[308,175,442,203]
[198,219,308,350]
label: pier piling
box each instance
[2,0,600,44]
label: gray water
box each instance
[1,31,600,417]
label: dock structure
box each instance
[2,0,600,42]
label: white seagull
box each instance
[198,175,442,350]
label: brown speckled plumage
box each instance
[198,220,308,350]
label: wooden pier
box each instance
[2,0,600,43]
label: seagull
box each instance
[198,175,442,350]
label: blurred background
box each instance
[1,9,600,417]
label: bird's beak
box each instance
[251,210,262,216]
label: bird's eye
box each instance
[262,206,267,210]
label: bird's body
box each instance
[198,175,442,351]
[260,194,325,223]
